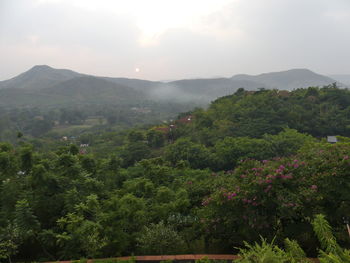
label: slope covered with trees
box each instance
[1,85,350,262]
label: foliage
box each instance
[136,221,185,255]
[236,215,350,263]
[1,87,350,261]
[284,238,307,262]
[312,214,350,263]
[236,237,291,263]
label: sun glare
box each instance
[44,0,234,46]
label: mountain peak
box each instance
[0,65,82,90]
[31,64,52,69]
[29,65,54,72]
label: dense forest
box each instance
[1,85,350,262]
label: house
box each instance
[176,115,193,124]
[327,136,337,144]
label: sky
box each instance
[1,0,350,81]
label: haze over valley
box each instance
[0,65,344,107]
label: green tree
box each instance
[164,138,210,169]
[147,129,165,148]
[136,221,185,255]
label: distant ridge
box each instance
[0,65,341,107]
[231,68,337,90]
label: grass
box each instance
[51,117,106,135]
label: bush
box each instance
[136,221,185,255]
[236,237,290,263]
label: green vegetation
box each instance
[1,86,350,262]
[236,215,350,263]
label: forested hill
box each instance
[114,85,350,171]
[2,85,350,262]
[42,85,350,171]
[188,85,350,139]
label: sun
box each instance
[135,67,140,73]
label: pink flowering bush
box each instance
[199,142,350,251]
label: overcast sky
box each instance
[1,0,350,81]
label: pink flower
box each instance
[202,197,213,206]
[310,185,318,190]
[281,174,293,179]
[227,192,237,200]
[344,155,349,160]
[264,185,272,193]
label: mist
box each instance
[1,0,350,81]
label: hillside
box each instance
[166,78,261,102]
[0,66,341,107]
[231,68,337,90]
[0,65,82,90]
[41,76,144,104]
[2,86,350,262]
[166,69,338,102]
[0,88,67,107]
[0,76,144,107]
[102,76,162,91]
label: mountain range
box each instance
[0,65,345,108]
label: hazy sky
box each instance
[1,0,350,81]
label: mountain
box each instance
[0,66,341,108]
[0,88,66,107]
[0,76,144,107]
[0,65,161,92]
[101,77,162,91]
[231,69,337,90]
[166,78,261,102]
[0,65,83,90]
[41,76,143,104]
[164,69,338,102]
